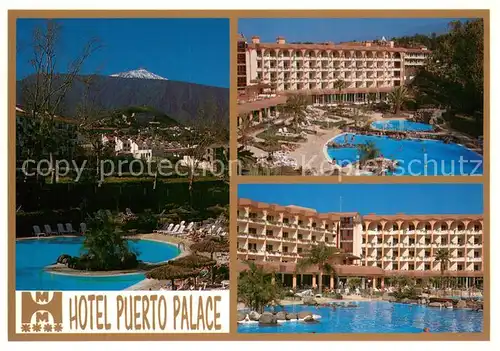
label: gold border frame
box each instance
[8,9,489,341]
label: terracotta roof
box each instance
[236,260,483,278]
[237,95,288,114]
[247,42,430,53]
[362,214,483,222]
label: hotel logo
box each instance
[20,291,63,333]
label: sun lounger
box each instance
[57,223,69,235]
[154,223,171,233]
[168,224,180,235]
[65,223,77,234]
[185,222,195,231]
[44,224,57,236]
[80,223,87,234]
[173,225,186,235]
[33,225,45,238]
[163,223,174,233]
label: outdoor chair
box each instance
[57,223,69,235]
[33,225,45,238]
[44,224,57,236]
[65,223,77,234]
[80,223,87,234]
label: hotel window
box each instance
[393,224,398,231]
[409,225,415,231]
[377,263,382,268]
[283,232,289,239]
[474,225,481,231]
[325,238,329,242]
[257,61,261,68]
[441,224,447,230]
[248,243,257,250]
[474,264,480,271]
[266,230,273,236]
[267,215,274,221]
[266,244,273,251]
[457,264,464,271]
[298,248,303,254]
[362,224,366,231]
[425,264,431,270]
[425,224,431,230]
[458,225,465,231]
[312,222,317,228]
[409,264,415,270]
[283,246,288,253]
[393,239,399,245]
[298,220,303,226]
[409,239,415,245]
[474,251,480,258]
[325,224,329,229]
[257,73,262,80]
[362,238,366,244]
[312,236,316,242]
[298,234,303,240]
[249,212,257,219]
[377,225,382,231]
[392,263,398,270]
[283,218,289,224]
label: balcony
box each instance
[265,236,282,242]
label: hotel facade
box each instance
[237,199,483,290]
[237,35,430,127]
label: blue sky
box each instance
[238,184,483,215]
[238,18,469,43]
[16,18,229,88]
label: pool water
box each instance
[237,302,483,333]
[326,133,483,176]
[16,236,181,291]
[371,120,434,132]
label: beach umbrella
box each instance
[145,264,198,290]
[170,254,216,268]
[190,238,228,282]
[170,254,217,289]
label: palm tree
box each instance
[237,116,253,148]
[434,248,451,277]
[357,141,381,165]
[280,94,309,128]
[333,79,346,105]
[237,145,256,174]
[238,261,281,313]
[388,85,412,115]
[296,243,342,293]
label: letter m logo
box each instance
[21,292,63,325]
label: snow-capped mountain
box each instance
[110,68,167,80]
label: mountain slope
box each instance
[16,74,229,125]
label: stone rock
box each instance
[444,302,453,308]
[428,302,442,308]
[303,315,319,323]
[382,293,390,300]
[456,300,467,309]
[346,303,358,308]
[386,296,397,303]
[259,313,277,325]
[237,312,246,321]
[275,311,287,320]
[303,297,318,306]
[420,298,427,305]
[249,311,261,321]
[400,298,411,304]
[298,311,313,319]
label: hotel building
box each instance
[237,35,430,126]
[237,199,483,289]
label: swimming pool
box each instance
[237,302,483,333]
[371,120,434,132]
[326,133,483,176]
[16,236,181,291]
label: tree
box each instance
[357,141,381,165]
[237,145,256,175]
[79,210,138,271]
[411,19,483,121]
[388,86,412,115]
[351,108,370,128]
[280,94,309,128]
[237,116,253,148]
[18,20,101,183]
[238,261,282,313]
[333,79,346,105]
[434,248,451,275]
[184,99,228,205]
[296,243,342,293]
